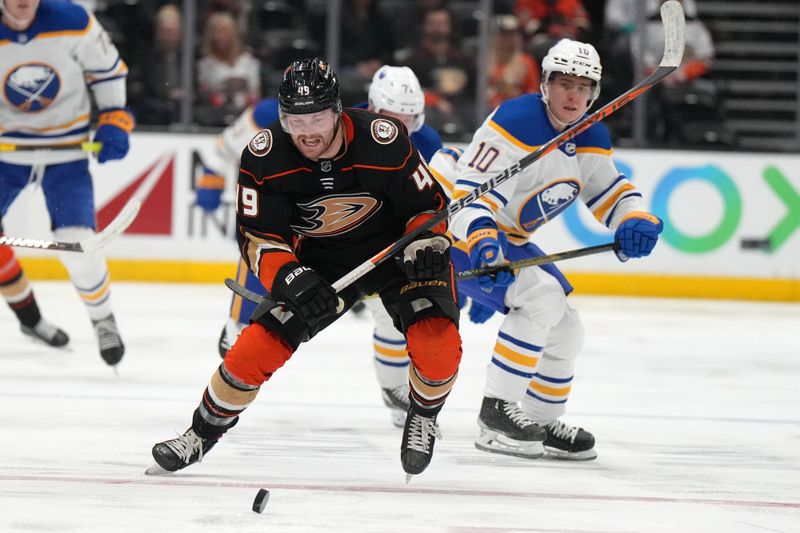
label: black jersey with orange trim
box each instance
[236,108,448,291]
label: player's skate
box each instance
[475,396,545,459]
[92,314,125,366]
[400,407,441,481]
[541,419,597,460]
[146,428,218,475]
[381,385,410,427]
[20,319,69,347]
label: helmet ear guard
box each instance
[368,65,426,132]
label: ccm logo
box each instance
[284,266,311,284]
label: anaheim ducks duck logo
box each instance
[371,119,398,144]
[248,129,272,157]
[292,194,381,237]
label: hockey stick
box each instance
[0,142,102,153]
[225,242,620,304]
[225,277,265,305]
[0,198,141,252]
[456,242,618,280]
[229,1,685,308]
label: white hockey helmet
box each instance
[541,39,603,108]
[368,65,426,132]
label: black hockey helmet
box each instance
[278,57,342,116]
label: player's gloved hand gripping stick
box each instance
[228,1,686,309]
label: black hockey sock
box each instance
[7,293,42,328]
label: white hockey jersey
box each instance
[0,1,128,164]
[441,93,645,246]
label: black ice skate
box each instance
[474,396,546,459]
[381,385,410,428]
[20,319,69,347]
[400,407,441,481]
[146,428,218,475]
[542,419,597,460]
[92,314,125,366]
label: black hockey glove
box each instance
[272,264,339,324]
[398,232,452,280]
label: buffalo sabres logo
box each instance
[292,194,381,237]
[518,179,580,232]
[4,63,60,112]
[370,119,398,145]
[248,129,272,157]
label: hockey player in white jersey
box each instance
[0,0,134,365]
[441,39,663,460]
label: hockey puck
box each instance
[252,488,270,513]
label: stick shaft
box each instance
[456,243,618,280]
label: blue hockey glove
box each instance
[468,300,495,324]
[467,218,514,291]
[94,109,134,163]
[614,212,663,261]
[196,167,225,213]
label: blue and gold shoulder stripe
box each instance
[488,93,613,155]
[0,2,91,42]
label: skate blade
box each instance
[543,446,598,461]
[474,430,544,459]
[144,463,172,475]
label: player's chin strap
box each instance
[229,1,686,309]
[319,116,342,158]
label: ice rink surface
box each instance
[1,282,798,532]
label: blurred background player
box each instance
[441,39,662,460]
[0,0,134,365]
[149,57,462,479]
[214,65,465,428]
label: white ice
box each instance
[1,282,798,532]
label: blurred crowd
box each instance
[88,0,726,146]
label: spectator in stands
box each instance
[513,0,591,62]
[196,12,260,127]
[392,0,449,51]
[128,4,184,125]
[201,0,251,38]
[641,0,712,88]
[336,0,397,104]
[640,0,716,144]
[487,15,540,110]
[403,7,475,131]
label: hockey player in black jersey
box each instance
[149,58,463,479]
